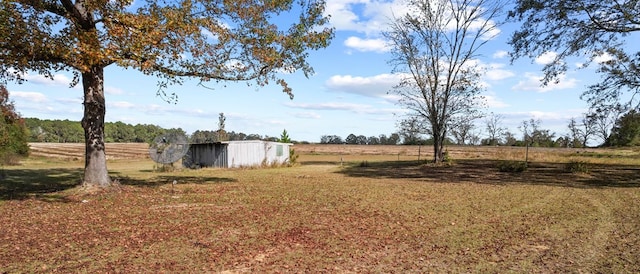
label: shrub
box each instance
[154,163,178,172]
[565,160,589,173]
[0,85,30,165]
[497,160,527,173]
[288,148,299,167]
[443,150,454,166]
[0,151,23,166]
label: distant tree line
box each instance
[23,117,293,144]
[190,130,283,143]
[21,110,640,147]
[320,133,402,145]
[324,110,640,148]
[24,118,184,143]
[320,133,458,146]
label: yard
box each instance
[1,143,639,272]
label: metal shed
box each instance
[184,140,292,168]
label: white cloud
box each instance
[325,0,403,34]
[111,101,135,108]
[512,73,578,93]
[492,50,508,59]
[327,0,503,40]
[344,36,390,53]
[324,0,367,32]
[10,91,48,103]
[593,51,614,64]
[470,19,501,40]
[484,63,515,81]
[286,101,369,111]
[534,51,558,65]
[575,51,615,69]
[105,86,125,95]
[144,104,168,115]
[285,101,397,115]
[483,93,509,108]
[294,111,321,119]
[56,98,82,104]
[22,72,74,87]
[325,73,401,98]
[201,28,216,39]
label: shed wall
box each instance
[227,141,291,168]
[184,143,227,168]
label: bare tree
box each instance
[484,112,505,145]
[385,0,503,162]
[450,117,476,145]
[503,131,517,146]
[567,114,595,147]
[587,108,619,145]
[519,118,540,145]
[398,116,429,145]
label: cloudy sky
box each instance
[5,0,630,143]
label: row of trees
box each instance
[23,109,640,148]
[320,133,403,145]
[324,110,640,148]
[23,116,292,144]
[25,118,180,144]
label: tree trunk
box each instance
[430,120,445,163]
[81,66,111,187]
[433,133,444,163]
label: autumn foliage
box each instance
[0,85,29,164]
[0,0,333,187]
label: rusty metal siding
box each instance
[184,143,227,168]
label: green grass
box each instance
[1,148,639,272]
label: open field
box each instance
[28,142,150,160]
[1,143,640,272]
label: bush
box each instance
[497,160,527,173]
[0,151,23,166]
[288,148,299,167]
[1,85,30,165]
[443,150,454,166]
[565,160,589,173]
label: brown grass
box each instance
[1,143,639,272]
[28,142,149,160]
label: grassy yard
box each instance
[1,145,639,272]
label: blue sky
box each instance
[6,0,630,143]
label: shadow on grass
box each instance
[0,168,237,201]
[300,160,344,166]
[0,168,83,200]
[112,173,237,187]
[337,159,640,188]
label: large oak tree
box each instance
[0,0,333,187]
